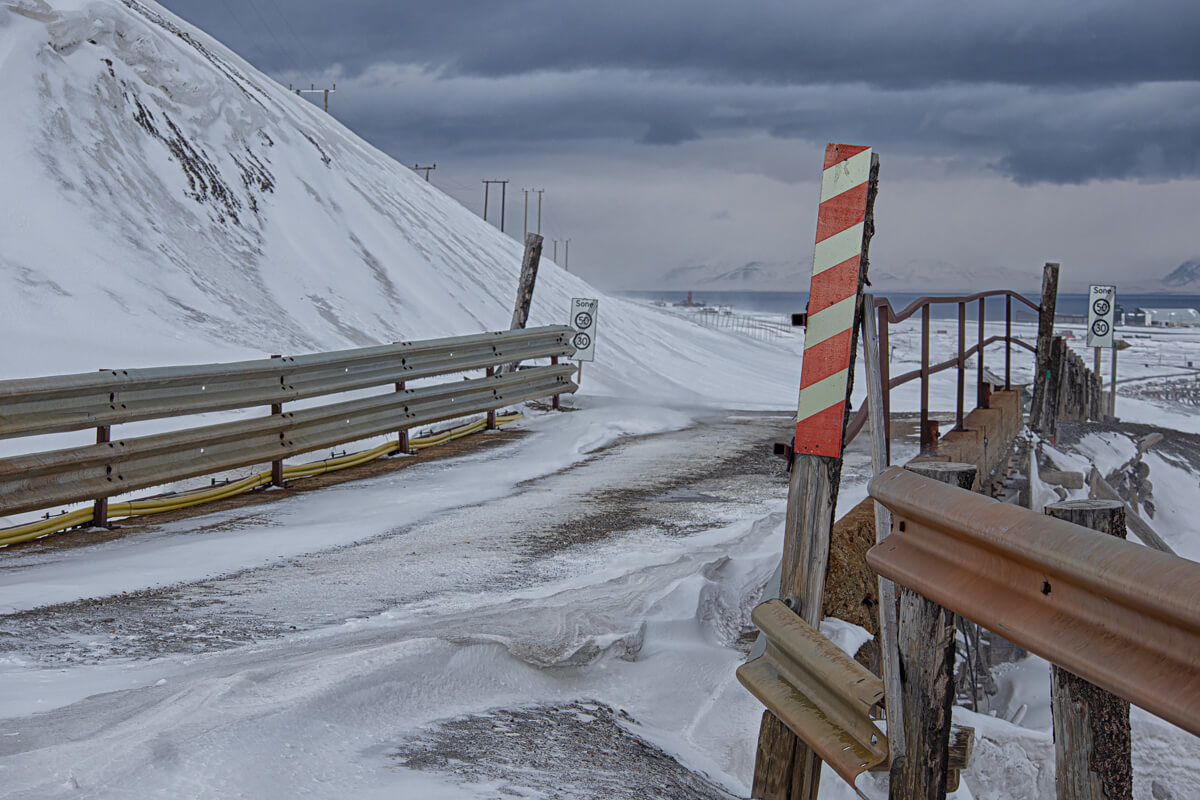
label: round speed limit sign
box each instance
[574,312,594,330]
[1092,319,1110,337]
[572,332,592,350]
[1093,298,1111,316]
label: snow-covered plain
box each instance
[2,0,1200,798]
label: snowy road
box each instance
[0,403,832,798]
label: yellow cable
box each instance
[0,412,523,547]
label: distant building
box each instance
[1136,307,1200,327]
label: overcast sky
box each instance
[157,0,1199,292]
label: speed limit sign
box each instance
[570,298,598,361]
[1087,285,1115,348]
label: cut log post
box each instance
[1044,500,1132,800]
[891,461,977,800]
[1030,262,1060,433]
[862,294,905,767]
[502,233,543,375]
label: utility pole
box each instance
[523,189,529,239]
[482,179,509,231]
[565,238,570,271]
[292,83,336,112]
[535,189,544,234]
[411,163,436,181]
[553,239,557,262]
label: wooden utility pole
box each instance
[893,461,976,800]
[1030,262,1060,433]
[523,189,529,239]
[1044,499,1132,800]
[293,83,336,112]
[502,234,544,374]
[535,188,544,234]
[751,145,879,800]
[482,180,509,230]
[564,239,570,271]
[411,164,436,181]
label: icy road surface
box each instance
[0,403,861,799]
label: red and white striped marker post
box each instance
[751,144,879,800]
[795,143,875,457]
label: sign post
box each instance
[570,298,598,385]
[1087,285,1116,384]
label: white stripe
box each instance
[796,369,849,421]
[819,149,872,203]
[812,223,864,275]
[804,295,857,348]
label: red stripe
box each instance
[794,402,847,457]
[798,328,853,387]
[823,143,871,170]
[815,182,869,243]
[807,255,860,312]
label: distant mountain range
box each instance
[645,258,1200,295]
[647,259,1044,293]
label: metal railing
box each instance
[868,466,1200,736]
[0,326,577,533]
[845,291,1042,452]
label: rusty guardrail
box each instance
[737,599,888,786]
[867,466,1200,736]
[844,291,1041,453]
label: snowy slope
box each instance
[0,0,801,408]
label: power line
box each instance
[411,163,437,181]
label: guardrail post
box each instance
[892,461,976,800]
[1030,262,1060,433]
[270,354,284,487]
[920,305,931,451]
[486,367,497,430]
[977,297,988,409]
[395,381,410,453]
[1005,294,1012,390]
[92,424,111,528]
[550,356,561,410]
[1044,499,1132,800]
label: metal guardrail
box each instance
[0,364,576,516]
[737,599,888,787]
[867,466,1200,736]
[0,326,575,438]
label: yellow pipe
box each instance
[0,412,523,547]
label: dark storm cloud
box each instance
[158,0,1200,184]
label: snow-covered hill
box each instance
[0,0,801,407]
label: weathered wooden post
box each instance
[863,295,906,769]
[751,144,879,800]
[1044,499,1132,800]
[395,381,410,453]
[1030,262,1060,433]
[92,423,111,528]
[893,461,977,800]
[485,366,497,430]
[270,354,284,487]
[502,233,544,375]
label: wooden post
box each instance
[1044,500,1132,800]
[550,356,561,410]
[752,147,879,800]
[892,461,977,800]
[395,381,410,453]
[270,354,284,487]
[486,367,497,430]
[92,424,111,527]
[502,233,544,375]
[1030,262,1060,433]
[863,296,905,768]
[1110,346,1118,417]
